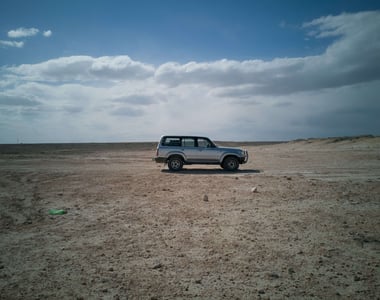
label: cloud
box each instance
[0,94,40,106]
[8,27,39,38]
[1,27,52,49]
[43,30,52,37]
[7,55,155,82]
[0,40,24,48]
[112,94,157,105]
[111,106,144,117]
[156,10,380,96]
[0,11,379,142]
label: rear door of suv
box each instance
[181,137,198,162]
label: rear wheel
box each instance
[222,156,239,171]
[168,156,184,171]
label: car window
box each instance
[162,137,181,146]
[182,138,195,147]
[197,138,212,148]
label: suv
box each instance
[154,136,248,171]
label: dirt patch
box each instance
[1,138,379,299]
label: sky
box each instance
[0,0,380,143]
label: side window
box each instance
[197,138,211,148]
[182,138,195,147]
[162,137,181,146]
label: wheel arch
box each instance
[220,153,240,164]
[167,152,186,162]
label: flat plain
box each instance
[0,137,379,299]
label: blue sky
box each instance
[0,0,380,142]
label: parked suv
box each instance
[154,135,248,171]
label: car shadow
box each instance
[161,168,261,175]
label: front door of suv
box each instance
[194,137,220,162]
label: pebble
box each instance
[203,195,209,201]
[153,263,163,269]
[251,187,258,193]
[269,273,280,279]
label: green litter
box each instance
[48,209,67,215]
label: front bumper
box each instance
[239,150,249,164]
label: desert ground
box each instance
[0,136,379,299]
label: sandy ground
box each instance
[0,137,379,299]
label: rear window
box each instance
[161,137,197,147]
[161,137,181,146]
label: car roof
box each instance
[161,135,210,139]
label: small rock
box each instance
[203,195,209,201]
[195,279,202,284]
[251,187,258,193]
[269,273,280,279]
[153,263,163,269]
[258,289,265,294]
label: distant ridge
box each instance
[292,135,377,143]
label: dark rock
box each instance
[269,273,280,279]
[153,263,163,269]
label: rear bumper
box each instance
[153,157,167,163]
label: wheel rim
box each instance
[225,158,238,170]
[171,159,181,169]
[228,160,236,169]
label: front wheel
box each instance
[222,156,239,171]
[168,156,184,171]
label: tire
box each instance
[222,156,239,171]
[168,156,184,171]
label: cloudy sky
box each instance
[0,0,379,143]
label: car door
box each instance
[181,137,198,161]
[195,137,220,162]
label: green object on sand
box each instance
[48,209,67,215]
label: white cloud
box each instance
[7,55,155,82]
[8,27,39,38]
[0,11,379,143]
[43,30,52,37]
[156,11,380,96]
[0,40,24,48]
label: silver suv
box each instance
[154,135,248,171]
